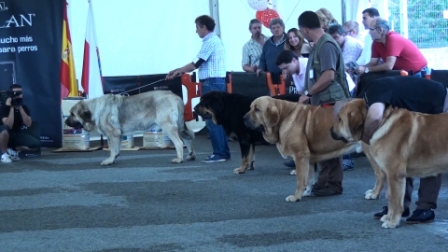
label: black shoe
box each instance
[405,209,435,224]
[373,206,410,219]
[283,160,296,168]
[312,186,342,197]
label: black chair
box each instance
[430,69,448,88]
[229,72,270,98]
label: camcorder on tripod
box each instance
[0,90,22,107]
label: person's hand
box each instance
[256,69,263,77]
[5,97,11,106]
[165,69,182,80]
[298,95,310,104]
[356,66,365,75]
[282,69,288,80]
[249,65,258,72]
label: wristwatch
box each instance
[364,67,370,74]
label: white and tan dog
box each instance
[65,90,196,165]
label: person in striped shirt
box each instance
[166,15,230,163]
[242,19,268,73]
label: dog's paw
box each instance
[289,169,296,176]
[186,154,196,161]
[171,158,183,164]
[380,214,390,223]
[381,220,399,229]
[233,167,246,174]
[364,189,379,200]
[285,195,300,202]
[100,159,115,166]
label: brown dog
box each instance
[243,96,361,202]
[330,99,386,201]
[331,98,448,228]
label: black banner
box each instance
[0,0,63,147]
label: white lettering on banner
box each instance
[0,46,15,53]
[0,14,35,28]
[0,35,38,54]
[17,45,38,53]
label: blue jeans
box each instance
[201,78,230,159]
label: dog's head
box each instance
[331,98,367,143]
[244,96,282,143]
[193,91,227,125]
[64,101,96,131]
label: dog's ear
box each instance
[264,103,280,128]
[347,101,367,140]
[81,110,92,122]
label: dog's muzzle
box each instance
[330,126,348,143]
[193,105,211,120]
[243,113,262,131]
[65,118,84,130]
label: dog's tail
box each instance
[180,122,195,140]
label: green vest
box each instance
[305,34,350,105]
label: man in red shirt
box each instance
[356,17,427,76]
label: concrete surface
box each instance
[1,134,448,252]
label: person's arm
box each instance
[307,42,337,95]
[19,105,32,127]
[308,70,334,95]
[362,102,385,144]
[165,62,196,80]
[358,56,396,74]
[256,44,267,76]
[2,98,14,129]
[242,44,256,72]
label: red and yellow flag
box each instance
[60,1,78,98]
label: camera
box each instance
[0,90,22,107]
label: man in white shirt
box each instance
[275,50,308,97]
[356,8,380,66]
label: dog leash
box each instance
[118,78,167,95]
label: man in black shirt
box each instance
[0,84,40,162]
[363,76,447,224]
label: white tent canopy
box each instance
[68,0,355,80]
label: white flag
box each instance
[81,0,104,99]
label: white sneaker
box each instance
[7,148,20,161]
[1,153,12,163]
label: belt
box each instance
[321,103,335,108]
[199,77,225,82]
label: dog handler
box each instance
[363,76,448,224]
[166,15,230,163]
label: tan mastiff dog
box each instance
[243,96,361,202]
[331,98,448,228]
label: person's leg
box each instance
[0,126,11,163]
[201,78,230,161]
[404,177,413,209]
[0,125,9,153]
[406,174,441,224]
[313,157,343,196]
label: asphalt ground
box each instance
[1,133,448,252]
